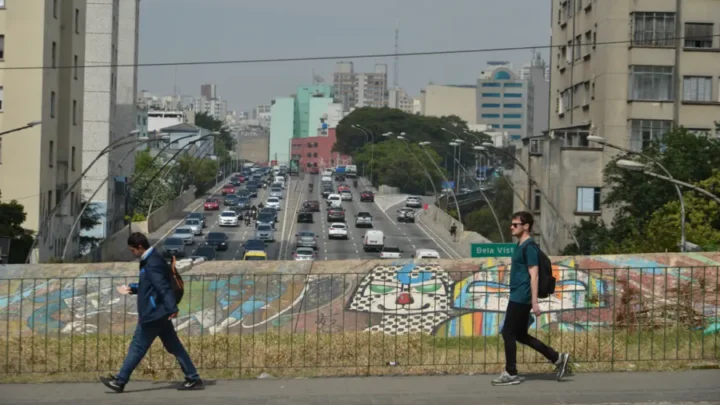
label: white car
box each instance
[341,191,353,201]
[265,197,281,211]
[219,210,239,227]
[328,223,349,239]
[380,246,403,259]
[405,196,422,208]
[327,194,342,208]
[414,249,440,259]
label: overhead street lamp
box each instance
[617,159,720,205]
[0,120,42,137]
[352,125,375,182]
[26,129,143,263]
[419,141,462,226]
[481,142,581,250]
[392,133,440,210]
[588,135,687,252]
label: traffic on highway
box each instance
[155,164,455,261]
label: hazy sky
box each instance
[137,0,550,112]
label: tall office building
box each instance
[0,0,87,262]
[332,62,388,111]
[82,0,140,242]
[476,65,527,141]
[513,0,720,254]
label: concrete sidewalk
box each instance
[2,370,718,405]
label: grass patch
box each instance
[0,328,718,383]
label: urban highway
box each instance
[154,172,458,261]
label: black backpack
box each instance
[166,256,185,304]
[522,241,556,299]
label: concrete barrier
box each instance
[378,184,400,195]
[147,188,197,233]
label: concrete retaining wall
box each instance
[147,188,197,233]
[418,204,491,257]
[377,185,400,195]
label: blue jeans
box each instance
[116,318,199,384]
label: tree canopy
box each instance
[0,192,34,263]
[195,112,234,163]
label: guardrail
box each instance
[1,267,717,377]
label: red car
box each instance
[237,175,246,183]
[222,184,235,195]
[360,191,375,202]
[337,185,350,193]
[204,198,220,211]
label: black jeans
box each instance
[501,301,559,375]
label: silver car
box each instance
[255,224,276,242]
[295,231,318,250]
[293,247,316,261]
[184,219,203,235]
[270,188,283,199]
[162,237,185,257]
[171,227,195,245]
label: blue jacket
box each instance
[129,248,178,323]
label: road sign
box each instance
[471,243,516,258]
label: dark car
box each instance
[297,210,314,223]
[186,212,206,228]
[260,207,279,222]
[162,237,185,258]
[237,197,251,209]
[224,195,239,206]
[237,190,252,200]
[321,188,333,199]
[204,232,229,251]
[302,200,320,212]
[360,191,375,202]
[256,213,275,229]
[327,208,346,222]
[193,245,217,261]
[244,239,267,252]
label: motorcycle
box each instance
[353,180,358,188]
[309,184,314,192]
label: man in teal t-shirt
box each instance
[492,211,570,386]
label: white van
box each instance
[327,194,342,208]
[363,230,384,252]
[413,249,440,259]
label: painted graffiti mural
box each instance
[1,252,719,337]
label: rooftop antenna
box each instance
[394,20,399,88]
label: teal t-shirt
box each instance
[509,238,539,304]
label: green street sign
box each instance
[471,243,516,258]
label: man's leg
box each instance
[516,316,570,380]
[492,301,526,385]
[116,322,159,384]
[157,319,202,388]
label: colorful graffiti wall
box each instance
[1,253,719,337]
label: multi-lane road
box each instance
[155,173,460,261]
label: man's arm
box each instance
[526,244,541,313]
[146,257,178,312]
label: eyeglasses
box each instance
[510,222,525,228]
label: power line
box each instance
[2,34,718,71]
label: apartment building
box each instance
[420,84,477,125]
[0,0,87,262]
[82,0,140,241]
[476,66,527,141]
[389,87,416,114]
[513,0,720,254]
[332,62,388,110]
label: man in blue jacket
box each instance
[100,232,203,393]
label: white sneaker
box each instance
[491,371,521,386]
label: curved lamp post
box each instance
[588,135,687,252]
[481,142,580,250]
[0,120,42,137]
[26,129,142,263]
[351,124,374,182]
[617,159,720,205]
[128,134,219,236]
[419,141,462,226]
[392,133,439,207]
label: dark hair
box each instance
[512,211,534,231]
[127,232,150,250]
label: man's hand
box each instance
[532,302,542,317]
[116,285,132,295]
[169,312,178,320]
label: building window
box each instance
[0,35,4,59]
[576,187,601,213]
[73,55,78,79]
[629,65,674,101]
[504,113,522,119]
[683,76,712,102]
[584,31,593,56]
[505,83,523,88]
[632,12,675,47]
[481,103,501,108]
[49,140,54,168]
[75,9,80,34]
[50,91,56,118]
[684,23,713,48]
[504,124,522,129]
[71,100,78,125]
[481,93,501,97]
[481,114,500,118]
[504,93,523,98]
[0,86,3,111]
[313,153,318,158]
[52,41,56,68]
[529,139,542,155]
[306,153,311,158]
[574,35,582,60]
[533,189,542,211]
[482,83,501,87]
[53,0,58,18]
[313,142,318,147]
[504,103,523,108]
[630,119,672,151]
[556,128,591,147]
[71,146,76,171]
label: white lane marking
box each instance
[154,178,230,246]
[278,177,304,260]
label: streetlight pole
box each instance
[617,159,720,205]
[0,120,42,137]
[394,134,439,206]
[419,142,462,226]
[588,135,687,252]
[26,129,142,263]
[352,125,374,183]
[481,142,581,250]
